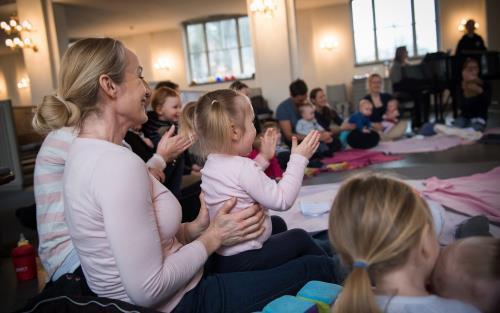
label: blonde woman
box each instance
[364,73,408,140]
[328,173,480,313]
[33,37,340,313]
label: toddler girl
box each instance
[142,87,191,197]
[381,99,400,133]
[184,89,326,273]
[329,173,480,313]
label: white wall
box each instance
[439,0,487,53]
[118,28,250,93]
[485,0,499,50]
[247,0,295,108]
[296,3,385,101]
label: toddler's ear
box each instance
[230,123,242,141]
[154,105,163,116]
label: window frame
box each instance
[350,0,440,66]
[183,14,254,85]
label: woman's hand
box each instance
[291,130,320,159]
[197,198,266,254]
[259,127,278,160]
[183,192,211,242]
[156,125,193,162]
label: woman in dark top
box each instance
[309,87,344,153]
[363,73,408,140]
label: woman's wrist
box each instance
[185,220,204,242]
[197,228,221,255]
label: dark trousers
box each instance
[210,228,326,273]
[347,129,380,149]
[172,255,341,313]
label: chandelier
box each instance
[1,15,37,52]
[249,0,277,18]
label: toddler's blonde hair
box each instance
[329,173,434,313]
[182,89,250,157]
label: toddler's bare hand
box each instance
[291,130,320,159]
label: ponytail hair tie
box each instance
[55,94,67,105]
[353,260,369,268]
[211,99,217,106]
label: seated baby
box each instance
[382,99,400,133]
[348,99,373,133]
[296,103,334,157]
[432,237,500,313]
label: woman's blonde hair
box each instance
[329,173,434,313]
[151,87,180,113]
[183,89,250,157]
[33,37,127,133]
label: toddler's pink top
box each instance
[201,153,308,256]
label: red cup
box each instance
[11,243,37,281]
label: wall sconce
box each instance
[17,78,30,89]
[458,18,479,32]
[250,0,277,17]
[154,57,171,71]
[320,36,339,51]
[1,15,37,52]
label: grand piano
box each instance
[395,50,500,127]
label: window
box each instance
[351,0,438,64]
[184,16,255,85]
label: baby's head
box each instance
[432,237,500,313]
[359,99,373,117]
[229,80,250,97]
[184,89,255,157]
[152,87,182,122]
[387,99,399,112]
[299,103,316,121]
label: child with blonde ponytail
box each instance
[183,89,327,273]
[328,173,480,313]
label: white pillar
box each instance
[246,0,299,110]
[17,0,57,106]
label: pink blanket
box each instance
[372,134,463,154]
[322,149,402,169]
[421,167,500,223]
[484,127,500,135]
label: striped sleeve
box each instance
[34,127,77,280]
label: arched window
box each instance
[184,15,255,85]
